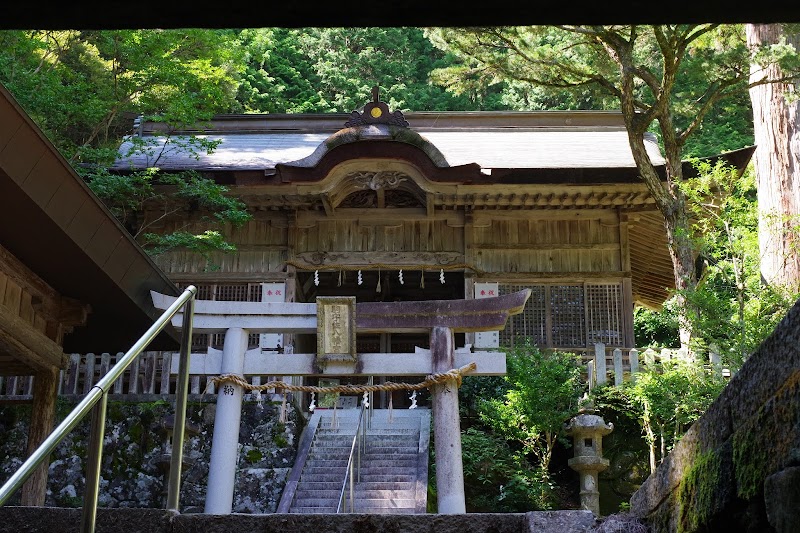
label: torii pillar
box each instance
[430,326,465,513]
[151,288,530,515]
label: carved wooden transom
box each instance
[333,170,426,209]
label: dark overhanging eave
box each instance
[0,82,181,355]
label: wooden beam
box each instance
[0,304,66,373]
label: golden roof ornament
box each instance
[344,86,409,128]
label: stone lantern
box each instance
[564,403,614,516]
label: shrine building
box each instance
[110,90,751,406]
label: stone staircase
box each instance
[278,407,430,514]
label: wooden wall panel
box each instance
[473,215,621,274]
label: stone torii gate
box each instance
[151,289,530,515]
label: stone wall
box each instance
[630,298,800,532]
[0,397,301,513]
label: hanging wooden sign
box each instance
[316,296,356,365]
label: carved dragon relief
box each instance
[351,170,407,191]
[331,170,426,209]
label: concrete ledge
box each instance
[0,508,600,533]
[0,507,176,533]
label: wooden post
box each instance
[594,343,607,386]
[20,366,59,506]
[430,326,466,514]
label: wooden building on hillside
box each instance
[0,82,180,504]
[110,91,751,390]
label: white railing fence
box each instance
[0,352,278,401]
[585,343,729,390]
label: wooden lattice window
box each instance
[499,285,546,347]
[586,283,623,346]
[550,285,586,348]
[176,282,263,349]
[499,282,623,349]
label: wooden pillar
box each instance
[430,326,466,514]
[464,210,476,348]
[20,366,60,506]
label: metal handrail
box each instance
[336,376,373,513]
[0,285,196,532]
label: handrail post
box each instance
[80,388,108,533]
[349,460,354,512]
[166,296,195,511]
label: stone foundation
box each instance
[630,298,800,532]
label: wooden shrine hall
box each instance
[110,88,753,399]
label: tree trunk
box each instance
[746,24,800,292]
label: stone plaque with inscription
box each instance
[316,296,356,365]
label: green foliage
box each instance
[460,427,555,511]
[84,167,250,260]
[633,303,680,348]
[477,342,584,479]
[593,359,725,473]
[0,29,247,258]
[679,162,797,364]
[236,27,491,113]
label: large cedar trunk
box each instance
[746,24,800,292]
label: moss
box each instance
[731,371,800,500]
[246,449,263,463]
[272,434,288,448]
[677,450,722,533]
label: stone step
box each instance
[298,472,349,483]
[292,497,340,507]
[294,489,344,500]
[352,473,415,483]
[361,447,419,455]
[356,457,417,473]
[348,498,417,509]
[346,506,418,515]
[357,459,418,468]
[352,489,416,499]
[289,506,336,514]
[298,481,416,492]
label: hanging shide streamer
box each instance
[309,392,316,412]
[388,392,393,423]
[357,270,363,285]
[338,269,343,287]
[440,268,445,284]
[376,269,382,292]
[420,270,425,289]
[314,270,320,286]
[399,269,404,284]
